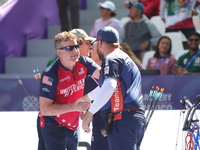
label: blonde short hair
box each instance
[54,31,76,49]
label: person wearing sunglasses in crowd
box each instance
[177,32,200,75]
[38,31,100,150]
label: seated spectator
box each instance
[146,36,177,75]
[90,0,121,37]
[177,32,200,75]
[120,43,144,69]
[71,28,95,57]
[123,0,160,19]
[121,2,161,62]
[160,0,200,38]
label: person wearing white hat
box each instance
[90,1,121,38]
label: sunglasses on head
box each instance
[58,45,79,51]
[189,38,199,42]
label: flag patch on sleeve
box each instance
[104,66,109,74]
[42,76,53,86]
[78,68,85,75]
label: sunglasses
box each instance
[58,45,79,51]
[189,38,199,42]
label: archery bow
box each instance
[180,95,200,150]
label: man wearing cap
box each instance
[90,1,121,38]
[78,26,146,150]
[121,2,161,62]
[71,28,95,57]
[70,28,109,150]
[123,0,160,19]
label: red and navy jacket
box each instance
[39,56,99,130]
[99,49,145,120]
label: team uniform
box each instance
[91,110,109,150]
[39,56,99,150]
[146,55,177,75]
[85,78,109,150]
[98,49,146,150]
[177,50,200,72]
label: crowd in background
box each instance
[55,0,200,76]
[37,0,200,150]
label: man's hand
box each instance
[74,95,92,112]
[192,10,198,16]
[82,111,93,133]
[177,67,189,75]
[161,18,166,23]
[75,101,91,112]
[122,1,129,8]
[80,111,86,120]
[139,41,150,50]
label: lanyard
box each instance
[184,50,200,69]
[155,55,168,69]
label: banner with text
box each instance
[0,75,200,111]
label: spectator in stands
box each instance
[56,0,80,31]
[90,0,121,37]
[160,0,200,38]
[121,2,161,61]
[177,32,200,75]
[120,43,144,69]
[123,0,160,19]
[146,36,177,75]
[71,28,95,57]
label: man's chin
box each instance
[191,48,199,51]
